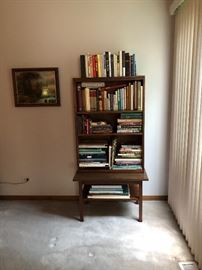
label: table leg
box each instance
[79,182,84,222]
[138,182,143,222]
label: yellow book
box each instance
[84,87,90,111]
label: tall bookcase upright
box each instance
[73,75,148,222]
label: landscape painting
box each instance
[12,67,60,106]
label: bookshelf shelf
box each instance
[73,75,148,221]
[78,133,143,137]
[76,110,143,115]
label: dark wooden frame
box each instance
[73,76,145,172]
[72,76,148,221]
[12,67,60,107]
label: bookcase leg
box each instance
[79,182,84,222]
[138,182,143,222]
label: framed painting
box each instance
[12,67,60,106]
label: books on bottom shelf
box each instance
[87,184,130,199]
[111,164,142,170]
[79,162,109,168]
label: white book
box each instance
[108,145,112,168]
[91,185,123,189]
[79,162,109,167]
[113,54,118,77]
[88,194,130,199]
[85,55,89,77]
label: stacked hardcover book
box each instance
[79,143,109,168]
[87,184,130,199]
[80,51,136,78]
[79,117,113,134]
[112,144,142,170]
[117,112,143,133]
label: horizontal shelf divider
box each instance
[73,76,145,83]
[76,110,143,114]
[78,133,143,136]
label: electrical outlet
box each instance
[179,262,199,270]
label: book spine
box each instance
[97,54,102,77]
[137,81,142,111]
[85,55,89,77]
[105,51,110,77]
[113,54,117,77]
[119,51,122,77]
[130,54,135,76]
[122,51,126,77]
[80,55,86,78]
[134,81,138,110]
[125,52,130,77]
[77,84,82,111]
[110,53,114,77]
[84,87,90,111]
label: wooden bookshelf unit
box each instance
[73,76,148,221]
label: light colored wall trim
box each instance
[0,196,78,201]
[143,195,168,201]
[0,195,167,201]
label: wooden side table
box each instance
[73,170,148,222]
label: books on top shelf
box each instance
[76,80,143,112]
[80,51,136,78]
[87,184,130,199]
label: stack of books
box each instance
[117,112,143,133]
[80,51,136,78]
[112,144,142,170]
[87,184,130,199]
[90,121,113,134]
[79,143,109,168]
[79,117,113,135]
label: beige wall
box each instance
[0,0,172,196]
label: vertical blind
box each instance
[168,0,202,268]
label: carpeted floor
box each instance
[0,200,193,270]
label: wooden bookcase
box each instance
[73,76,148,221]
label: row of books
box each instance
[77,81,143,112]
[87,184,130,199]
[80,51,136,78]
[78,141,143,170]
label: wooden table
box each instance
[73,170,148,222]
